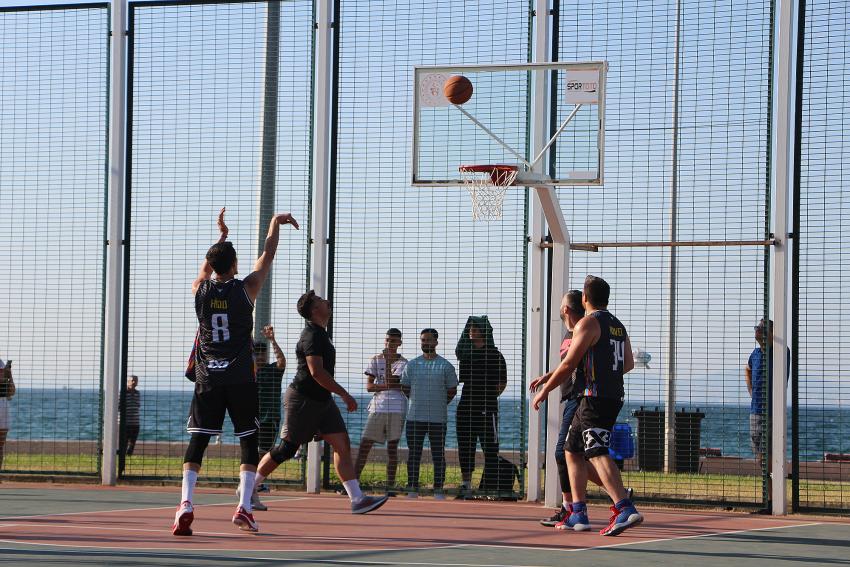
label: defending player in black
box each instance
[173,207,299,536]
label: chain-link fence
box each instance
[0,0,847,514]
[0,3,109,478]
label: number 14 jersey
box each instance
[582,310,628,400]
[194,278,255,386]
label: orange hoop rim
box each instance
[458,164,518,174]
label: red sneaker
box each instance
[232,506,259,532]
[600,503,643,536]
[172,501,194,536]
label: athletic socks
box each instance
[239,470,255,512]
[342,479,364,502]
[254,472,266,486]
[571,501,587,512]
[181,469,198,504]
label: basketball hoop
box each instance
[458,164,518,221]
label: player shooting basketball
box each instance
[173,207,299,536]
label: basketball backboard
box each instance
[412,62,607,187]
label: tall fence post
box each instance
[254,2,282,336]
[306,0,335,494]
[769,0,799,516]
[102,0,128,486]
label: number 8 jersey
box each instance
[194,278,255,386]
[581,310,628,400]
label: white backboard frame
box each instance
[412,61,607,187]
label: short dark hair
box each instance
[420,328,439,339]
[297,290,317,319]
[583,275,610,308]
[565,289,585,316]
[386,328,402,338]
[755,318,774,332]
[206,241,237,275]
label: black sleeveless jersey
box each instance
[581,310,628,400]
[194,278,255,386]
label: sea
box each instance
[6,389,849,460]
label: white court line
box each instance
[0,521,830,567]
[458,520,825,554]
[2,522,460,543]
[0,540,477,563]
[0,497,304,521]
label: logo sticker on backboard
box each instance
[565,70,600,104]
[419,73,452,107]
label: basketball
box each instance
[443,75,473,105]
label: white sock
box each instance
[254,472,266,485]
[181,469,198,504]
[342,479,364,502]
[239,471,255,512]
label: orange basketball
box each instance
[443,75,473,105]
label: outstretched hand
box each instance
[217,207,229,240]
[274,213,299,229]
[532,388,548,411]
[528,375,547,392]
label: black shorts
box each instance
[565,397,624,458]
[187,381,259,438]
[281,386,347,445]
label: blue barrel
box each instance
[609,422,635,464]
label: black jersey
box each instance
[581,310,628,400]
[194,278,255,386]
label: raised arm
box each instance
[192,208,229,295]
[243,213,300,302]
[262,325,286,370]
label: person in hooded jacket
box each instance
[455,316,507,498]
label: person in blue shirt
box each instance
[400,328,458,499]
[745,318,790,469]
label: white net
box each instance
[458,165,518,221]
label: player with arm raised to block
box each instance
[173,207,299,537]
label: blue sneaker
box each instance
[600,502,643,536]
[351,494,389,514]
[556,504,591,531]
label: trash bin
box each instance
[632,408,664,471]
[632,407,705,473]
[675,409,705,473]
[608,422,635,470]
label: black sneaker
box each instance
[540,506,568,527]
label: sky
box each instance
[0,0,848,421]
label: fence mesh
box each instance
[797,0,850,514]
[557,0,773,506]
[331,0,531,497]
[0,0,847,514]
[123,0,313,484]
[0,4,109,477]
